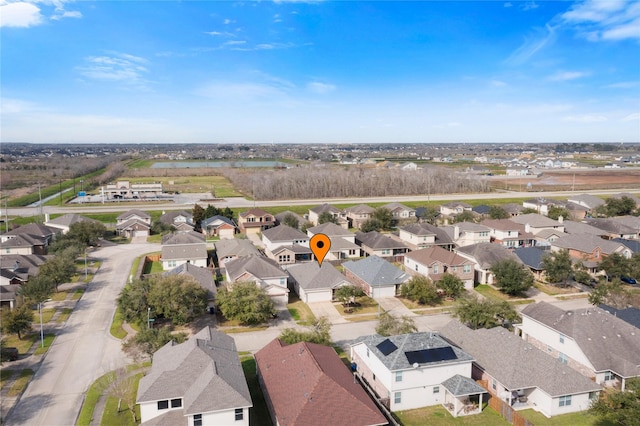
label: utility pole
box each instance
[38,183,43,222]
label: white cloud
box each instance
[620,112,640,122]
[548,71,590,81]
[223,18,235,25]
[77,52,151,89]
[273,13,282,23]
[0,2,43,27]
[490,80,507,87]
[505,24,556,65]
[51,9,81,21]
[561,0,640,41]
[604,81,639,89]
[521,2,539,11]
[563,114,607,122]
[223,40,247,46]
[307,81,336,94]
[504,2,512,8]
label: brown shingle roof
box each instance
[255,339,387,426]
[405,246,471,267]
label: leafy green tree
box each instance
[419,206,440,225]
[371,208,395,230]
[223,207,235,221]
[452,211,476,224]
[541,249,573,285]
[588,279,632,308]
[521,208,539,215]
[547,206,570,221]
[334,285,365,304]
[1,305,34,340]
[589,377,640,426]
[282,213,299,229]
[629,253,640,281]
[437,273,465,299]
[17,275,55,305]
[360,218,384,233]
[375,312,417,337]
[488,206,510,220]
[599,253,631,280]
[400,275,441,305]
[453,297,521,330]
[122,326,186,360]
[215,282,276,325]
[604,196,636,217]
[491,259,534,296]
[117,278,153,324]
[318,212,338,225]
[147,275,209,325]
[279,317,332,345]
[38,250,78,292]
[192,204,206,229]
[151,220,174,235]
[300,221,313,233]
[67,220,106,246]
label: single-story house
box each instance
[343,255,409,298]
[287,262,353,303]
[201,215,236,239]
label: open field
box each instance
[494,169,640,192]
[119,175,244,198]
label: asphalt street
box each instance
[5,242,160,426]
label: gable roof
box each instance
[455,243,522,269]
[510,213,563,228]
[613,238,640,253]
[164,263,216,298]
[214,239,259,259]
[307,222,353,237]
[562,221,607,237]
[137,327,251,415]
[201,215,235,228]
[4,223,56,239]
[355,231,408,250]
[45,213,95,228]
[440,320,602,397]
[162,231,206,245]
[159,210,193,225]
[552,233,627,255]
[513,247,549,270]
[117,209,151,221]
[471,205,491,215]
[405,246,471,267]
[115,218,151,232]
[344,204,376,215]
[262,224,308,242]
[567,194,606,209]
[599,304,640,329]
[585,218,637,236]
[274,211,306,226]
[481,218,523,232]
[521,302,640,378]
[343,256,408,287]
[255,339,386,426]
[609,215,640,233]
[0,234,44,249]
[381,202,415,213]
[225,254,287,281]
[350,332,474,371]
[309,203,343,214]
[239,208,272,218]
[442,201,472,209]
[502,203,524,214]
[441,374,487,397]
[287,262,351,291]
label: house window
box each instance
[394,392,402,404]
[193,414,202,426]
[381,249,391,255]
[559,352,568,364]
[5,248,10,253]
[415,264,419,271]
[547,345,553,353]
[604,371,614,381]
[463,265,471,273]
[395,371,402,382]
[278,255,290,263]
[171,398,182,408]
[594,250,600,259]
[168,260,177,268]
[247,217,256,222]
[373,374,376,381]
[491,379,496,390]
[157,400,169,410]
[433,386,440,394]
[280,278,286,285]
[433,265,439,274]
[559,395,572,407]
[235,408,243,421]
[559,334,565,343]
[589,392,598,400]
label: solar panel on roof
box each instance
[405,347,457,365]
[376,339,398,356]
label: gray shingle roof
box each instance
[381,202,415,213]
[441,374,487,397]
[307,222,353,237]
[162,231,206,245]
[161,244,208,262]
[567,194,606,209]
[117,209,151,221]
[401,223,454,245]
[274,211,306,226]
[201,215,234,228]
[309,203,343,214]
[4,223,56,239]
[521,302,640,378]
[287,262,351,291]
[115,218,151,231]
[343,256,408,287]
[405,246,470,267]
[562,220,608,236]
[225,254,287,281]
[455,243,522,269]
[214,239,259,259]
[513,247,549,270]
[159,210,193,226]
[440,320,602,397]
[350,332,474,371]
[613,238,640,253]
[262,224,308,242]
[355,231,408,250]
[345,204,375,214]
[45,213,96,227]
[510,213,563,228]
[585,218,637,236]
[137,327,252,415]
[552,233,626,255]
[164,263,216,298]
[599,304,640,329]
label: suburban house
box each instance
[345,204,376,229]
[404,246,475,289]
[517,302,640,391]
[513,247,551,281]
[213,239,259,268]
[398,223,455,250]
[164,263,217,312]
[307,222,361,260]
[0,254,48,284]
[562,221,608,238]
[0,223,55,255]
[440,320,602,418]
[201,215,236,239]
[566,194,605,213]
[356,231,409,260]
[261,225,309,251]
[510,214,566,235]
[0,234,46,256]
[224,254,289,309]
[614,237,640,254]
[442,223,491,248]
[455,242,523,285]
[237,208,275,235]
[550,234,632,273]
[599,304,640,329]
[161,231,208,270]
[136,326,252,425]
[274,211,306,229]
[609,215,640,235]
[116,209,152,239]
[307,222,356,243]
[439,202,472,218]
[350,332,485,417]
[381,203,416,221]
[308,204,349,228]
[287,262,353,303]
[343,255,409,298]
[44,213,96,234]
[255,339,387,426]
[0,284,21,310]
[585,218,639,240]
[159,210,194,232]
[533,229,566,246]
[481,219,535,248]
[522,198,564,216]
[502,203,524,217]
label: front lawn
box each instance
[33,308,56,324]
[1,369,15,390]
[51,291,70,301]
[241,356,274,426]
[534,282,582,296]
[518,409,615,426]
[7,369,34,397]
[395,405,509,426]
[34,333,56,355]
[475,285,525,301]
[2,333,38,354]
[286,296,316,325]
[100,372,144,426]
[337,296,381,317]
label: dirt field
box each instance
[495,169,640,192]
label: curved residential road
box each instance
[5,188,636,218]
[6,242,160,426]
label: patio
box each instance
[441,374,486,417]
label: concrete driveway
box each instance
[6,242,160,426]
[376,297,417,317]
[307,301,348,324]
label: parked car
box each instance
[620,276,637,285]
[0,347,19,362]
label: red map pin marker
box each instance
[310,233,331,266]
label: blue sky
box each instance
[1,0,639,144]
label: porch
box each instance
[441,374,486,417]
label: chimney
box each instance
[453,225,460,240]
[13,260,20,272]
[45,213,50,222]
[558,215,563,224]
[525,223,531,234]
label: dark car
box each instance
[620,276,637,285]
[0,347,19,362]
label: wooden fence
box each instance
[478,380,534,426]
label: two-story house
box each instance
[213,239,259,268]
[161,231,208,270]
[455,242,524,285]
[355,231,409,260]
[566,194,605,213]
[481,219,535,248]
[159,210,194,232]
[439,202,472,218]
[115,209,152,238]
[237,208,275,235]
[585,218,639,240]
[308,204,349,228]
[307,222,361,260]
[404,246,475,289]
[261,225,312,265]
[345,204,376,229]
[550,234,632,274]
[398,223,454,251]
[441,223,491,248]
[224,254,289,309]
[510,214,566,235]
[381,203,416,221]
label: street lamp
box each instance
[84,248,88,280]
[147,307,151,329]
[39,302,44,348]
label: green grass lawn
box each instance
[337,296,381,317]
[146,234,162,243]
[474,285,522,301]
[2,333,38,354]
[286,296,316,325]
[100,372,144,426]
[241,356,274,426]
[534,282,582,296]
[142,257,163,274]
[72,289,85,300]
[57,308,73,323]
[77,370,116,426]
[123,175,244,197]
[33,308,57,324]
[1,369,16,390]
[51,291,70,301]
[518,409,615,426]
[395,405,509,426]
[110,307,128,339]
[7,369,34,397]
[34,333,56,355]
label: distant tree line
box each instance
[223,165,490,200]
